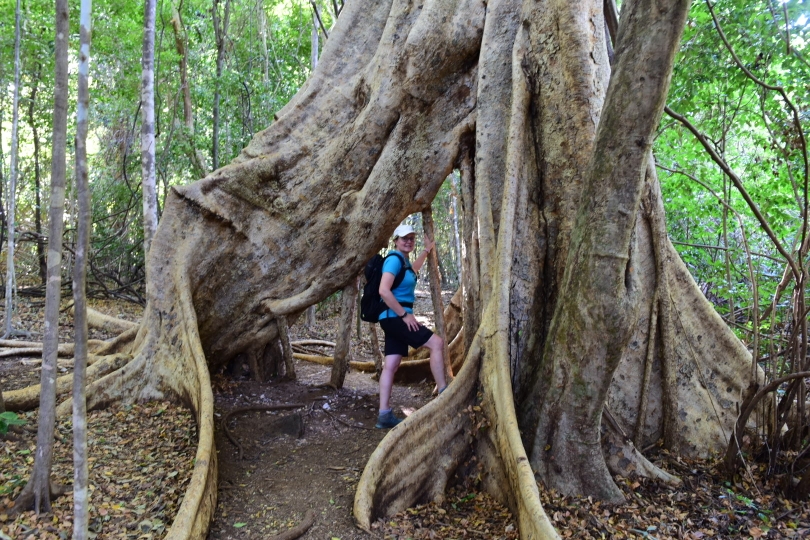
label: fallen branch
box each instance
[293,353,376,372]
[0,347,48,358]
[321,407,375,431]
[5,353,131,411]
[290,339,335,348]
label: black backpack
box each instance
[360,252,411,323]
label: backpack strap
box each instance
[385,251,411,290]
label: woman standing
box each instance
[376,223,447,429]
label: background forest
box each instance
[0,0,808,452]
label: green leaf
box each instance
[234,522,247,528]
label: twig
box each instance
[321,407,375,431]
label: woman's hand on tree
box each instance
[423,237,435,253]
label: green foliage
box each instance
[1,0,330,297]
[0,411,25,435]
[657,0,809,368]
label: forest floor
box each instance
[1,291,810,539]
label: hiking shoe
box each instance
[375,410,403,429]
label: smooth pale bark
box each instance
[9,0,761,537]
[72,0,93,535]
[15,0,70,514]
[141,0,158,257]
[450,172,462,282]
[4,0,22,339]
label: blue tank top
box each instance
[378,250,416,320]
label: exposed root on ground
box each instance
[267,509,316,540]
[602,408,681,487]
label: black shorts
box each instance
[379,316,434,357]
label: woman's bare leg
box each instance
[424,334,446,391]
[379,354,403,411]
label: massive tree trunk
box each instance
[9,0,761,537]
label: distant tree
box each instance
[3,0,22,339]
[71,0,93,534]
[14,0,70,513]
[141,0,158,258]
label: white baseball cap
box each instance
[393,224,416,239]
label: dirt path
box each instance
[209,362,436,539]
[209,291,444,539]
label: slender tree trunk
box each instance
[27,63,46,285]
[330,279,357,388]
[278,315,296,380]
[258,0,269,84]
[0,109,6,261]
[4,0,22,339]
[311,11,319,70]
[368,323,383,379]
[72,0,93,535]
[211,0,231,171]
[141,0,158,258]
[450,172,462,284]
[170,5,208,179]
[422,207,452,378]
[15,0,70,514]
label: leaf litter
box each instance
[0,401,195,539]
[3,296,810,539]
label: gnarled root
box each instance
[86,306,140,335]
[602,408,681,487]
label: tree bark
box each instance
[310,10,319,71]
[170,6,208,179]
[329,279,358,388]
[141,0,158,257]
[422,207,452,378]
[258,0,270,84]
[278,315,296,380]
[15,0,70,514]
[72,0,93,535]
[4,0,22,339]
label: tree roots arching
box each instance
[7,0,768,537]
